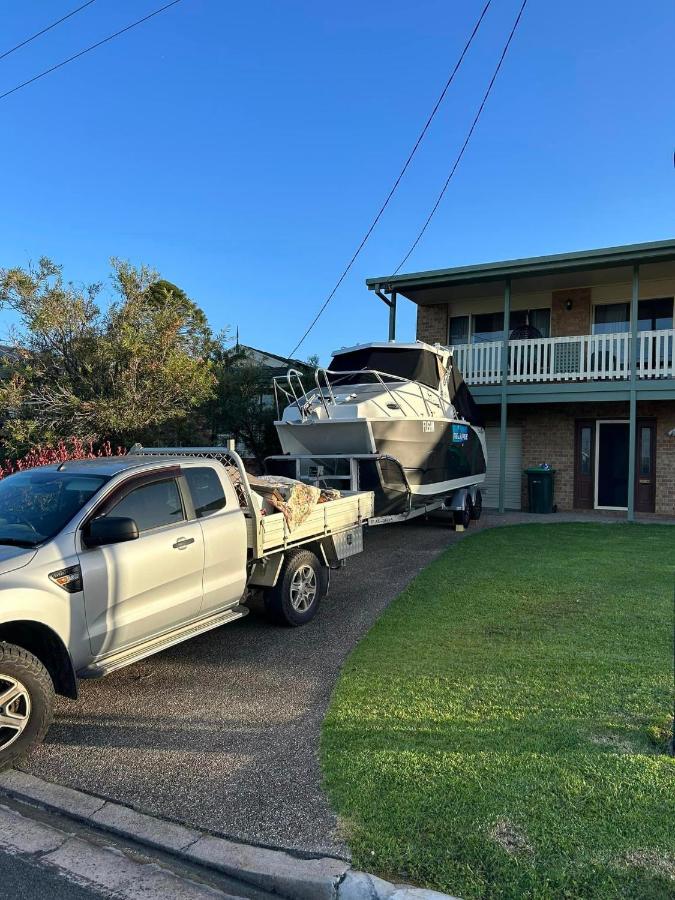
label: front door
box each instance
[595,421,629,509]
[635,421,656,513]
[79,476,205,659]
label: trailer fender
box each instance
[443,488,471,512]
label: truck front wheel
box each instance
[0,643,54,771]
[265,549,328,626]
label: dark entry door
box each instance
[574,420,595,509]
[635,421,656,513]
[597,422,629,508]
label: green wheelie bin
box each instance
[525,466,555,513]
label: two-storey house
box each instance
[367,239,675,519]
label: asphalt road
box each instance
[0,851,103,900]
[21,516,473,857]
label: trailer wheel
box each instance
[454,497,471,530]
[265,549,328,627]
[470,489,483,520]
[0,643,54,772]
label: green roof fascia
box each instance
[365,239,675,293]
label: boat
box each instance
[267,341,487,521]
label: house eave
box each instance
[366,239,675,300]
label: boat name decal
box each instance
[452,424,469,443]
[422,420,435,433]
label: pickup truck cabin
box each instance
[0,449,373,769]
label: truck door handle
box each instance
[173,537,195,549]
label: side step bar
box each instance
[79,605,249,678]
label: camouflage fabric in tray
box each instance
[248,475,323,531]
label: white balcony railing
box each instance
[449,329,675,385]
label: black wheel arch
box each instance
[0,622,78,699]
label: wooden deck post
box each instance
[627,264,639,522]
[498,279,511,514]
[388,291,397,341]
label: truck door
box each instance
[78,473,205,658]
[182,465,247,613]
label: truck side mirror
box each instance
[84,516,139,548]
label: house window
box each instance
[472,312,504,343]
[593,298,674,334]
[448,308,551,344]
[448,316,469,345]
[509,308,551,338]
[639,297,673,331]
[580,425,592,476]
[593,302,630,334]
[639,426,652,476]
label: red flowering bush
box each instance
[0,438,125,479]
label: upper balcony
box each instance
[449,328,675,386]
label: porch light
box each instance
[565,298,573,311]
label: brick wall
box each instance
[416,304,448,345]
[652,400,675,515]
[514,400,674,514]
[551,288,591,337]
[520,406,576,509]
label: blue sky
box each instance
[1,0,674,362]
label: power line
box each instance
[0,1,98,63]
[288,1,493,358]
[0,0,185,103]
[389,0,529,277]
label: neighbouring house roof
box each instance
[238,344,309,370]
[365,239,675,300]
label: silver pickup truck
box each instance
[0,448,373,769]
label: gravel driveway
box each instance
[20,516,471,857]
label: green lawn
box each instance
[321,524,675,899]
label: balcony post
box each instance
[498,278,511,514]
[388,291,397,341]
[627,264,639,522]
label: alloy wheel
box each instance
[290,565,318,612]
[0,674,31,752]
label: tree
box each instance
[0,258,217,454]
[204,346,317,469]
[203,350,277,469]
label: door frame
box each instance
[594,419,629,511]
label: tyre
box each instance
[470,489,483,520]
[265,549,328,626]
[454,496,471,529]
[0,643,54,771]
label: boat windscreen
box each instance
[328,348,441,389]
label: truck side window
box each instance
[108,479,184,532]
[183,467,226,518]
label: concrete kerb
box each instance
[0,771,459,900]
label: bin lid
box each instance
[524,467,556,474]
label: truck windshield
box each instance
[0,469,109,547]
